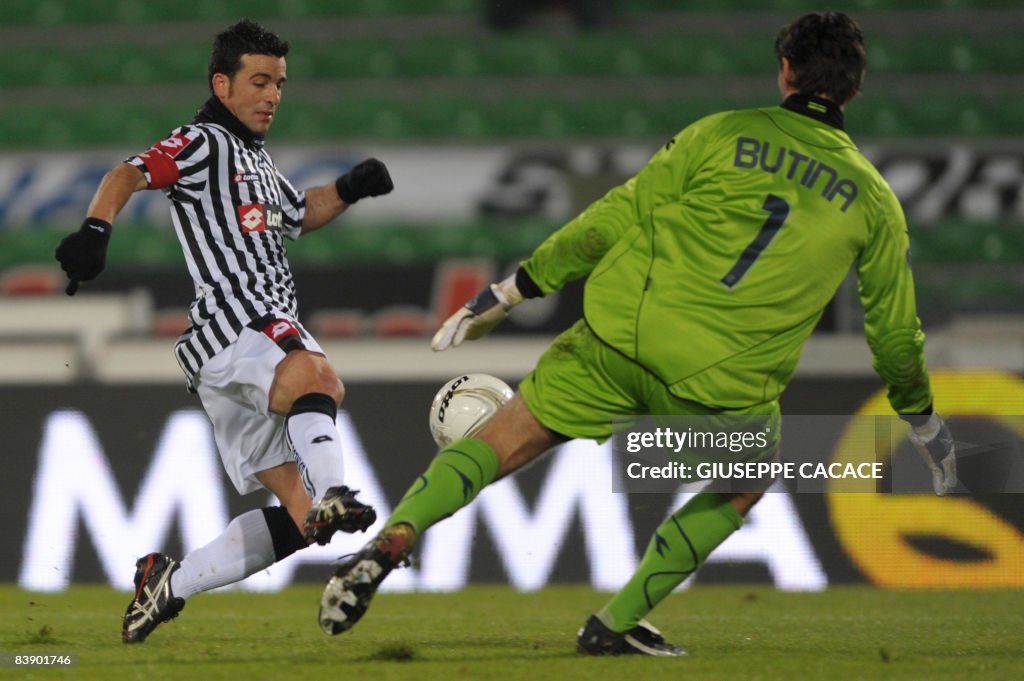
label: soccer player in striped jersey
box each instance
[316,12,957,654]
[55,19,391,643]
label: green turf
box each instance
[0,584,1021,680]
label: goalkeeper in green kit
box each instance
[318,11,957,654]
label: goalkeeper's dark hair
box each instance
[208,19,289,93]
[774,12,866,105]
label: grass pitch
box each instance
[1,584,1021,681]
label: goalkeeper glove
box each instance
[906,413,957,496]
[335,158,394,204]
[432,273,525,351]
[55,217,112,296]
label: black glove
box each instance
[55,217,112,295]
[334,158,394,204]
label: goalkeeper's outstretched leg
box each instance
[318,393,559,635]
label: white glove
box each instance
[432,274,524,351]
[907,413,957,496]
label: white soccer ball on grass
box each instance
[428,373,514,448]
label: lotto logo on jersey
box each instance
[238,204,265,232]
[155,134,190,158]
[237,204,283,232]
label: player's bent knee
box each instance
[271,351,344,411]
[330,375,346,404]
[298,353,344,403]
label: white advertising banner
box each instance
[4,143,1022,229]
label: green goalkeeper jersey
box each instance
[521,96,932,413]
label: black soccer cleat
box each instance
[303,486,377,545]
[122,553,185,644]
[318,529,412,635]
[577,615,686,657]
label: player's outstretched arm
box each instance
[302,158,394,234]
[523,177,638,294]
[903,412,958,495]
[431,268,542,351]
[432,173,643,351]
[55,162,147,295]
[858,194,956,495]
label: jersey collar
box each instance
[193,96,266,150]
[781,94,844,130]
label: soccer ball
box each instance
[428,374,514,448]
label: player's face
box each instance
[219,54,287,135]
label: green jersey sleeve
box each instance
[521,176,639,295]
[857,188,933,414]
[521,120,712,295]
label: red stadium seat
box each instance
[0,266,62,296]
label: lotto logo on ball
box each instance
[429,374,514,448]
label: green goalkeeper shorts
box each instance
[519,319,780,448]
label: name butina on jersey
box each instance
[734,136,859,212]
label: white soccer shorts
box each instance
[194,320,325,495]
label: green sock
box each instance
[598,492,743,632]
[386,437,500,535]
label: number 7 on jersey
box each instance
[721,194,790,288]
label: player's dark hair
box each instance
[774,12,866,105]
[208,19,289,92]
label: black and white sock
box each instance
[286,393,346,501]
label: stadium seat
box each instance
[308,310,365,338]
[150,308,192,338]
[4,31,1023,90]
[0,0,475,25]
[4,90,1023,150]
[0,266,62,296]
[629,0,1019,11]
[370,306,432,337]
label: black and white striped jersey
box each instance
[127,98,307,379]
